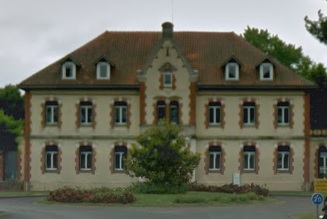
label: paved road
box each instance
[0,196,320,219]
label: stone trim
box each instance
[109,98,131,129]
[75,142,96,175]
[76,98,96,129]
[273,98,294,129]
[204,142,225,175]
[40,142,62,174]
[40,97,62,129]
[24,91,32,189]
[239,98,259,129]
[189,82,196,126]
[110,143,128,174]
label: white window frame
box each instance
[243,104,255,125]
[45,148,58,171]
[45,103,58,125]
[319,152,327,177]
[115,151,125,170]
[80,151,92,171]
[225,63,239,80]
[277,103,290,125]
[80,103,93,125]
[209,151,221,171]
[163,71,172,87]
[62,62,76,79]
[96,62,110,80]
[277,150,290,171]
[260,63,273,80]
[114,103,127,125]
[209,103,221,125]
[243,151,255,171]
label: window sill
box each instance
[45,170,58,173]
[277,170,290,174]
[208,170,222,173]
[242,170,256,173]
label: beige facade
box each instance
[19,22,315,191]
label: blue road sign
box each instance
[312,193,324,205]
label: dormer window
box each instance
[96,62,110,80]
[62,62,76,79]
[163,70,172,87]
[260,63,273,80]
[225,62,239,80]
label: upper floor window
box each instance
[243,102,256,126]
[209,102,221,125]
[114,146,127,171]
[45,145,58,171]
[80,101,93,125]
[157,101,166,121]
[260,63,273,80]
[163,71,172,87]
[62,61,76,79]
[45,101,58,125]
[170,101,179,124]
[209,146,221,171]
[79,146,93,171]
[114,101,127,125]
[277,102,290,125]
[96,62,110,80]
[277,146,290,171]
[243,146,256,171]
[225,62,239,80]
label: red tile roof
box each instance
[18,27,315,90]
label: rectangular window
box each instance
[80,102,93,125]
[277,151,289,170]
[277,102,290,125]
[260,63,273,80]
[114,146,127,171]
[157,101,166,121]
[243,146,256,171]
[170,101,179,124]
[45,146,58,171]
[209,146,222,171]
[45,101,58,125]
[80,146,92,171]
[209,103,221,125]
[243,102,255,125]
[97,62,110,79]
[225,63,239,80]
[114,102,127,125]
[163,71,172,87]
[319,152,327,178]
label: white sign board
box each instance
[232,173,241,186]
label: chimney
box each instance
[162,22,174,39]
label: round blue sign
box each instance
[312,193,324,205]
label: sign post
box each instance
[312,193,324,219]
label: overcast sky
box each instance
[0,0,326,88]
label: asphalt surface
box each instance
[0,196,320,219]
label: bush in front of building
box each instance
[126,120,201,193]
[189,183,270,197]
[47,187,136,204]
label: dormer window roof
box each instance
[61,61,76,80]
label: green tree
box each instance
[242,27,327,88]
[0,110,23,136]
[126,121,200,190]
[305,1,327,45]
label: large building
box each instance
[18,22,316,191]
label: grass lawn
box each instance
[0,191,48,198]
[130,191,272,206]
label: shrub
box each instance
[47,187,136,204]
[189,183,270,197]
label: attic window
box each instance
[96,62,110,80]
[163,70,172,87]
[260,63,273,80]
[62,62,76,79]
[225,62,239,80]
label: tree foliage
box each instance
[305,3,327,45]
[0,109,23,136]
[126,121,200,188]
[242,27,327,88]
